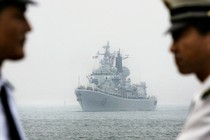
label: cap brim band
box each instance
[21,0,36,5]
[165,23,188,34]
[0,0,37,5]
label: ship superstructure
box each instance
[75,42,157,111]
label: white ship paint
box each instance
[75,42,157,112]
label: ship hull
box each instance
[75,89,157,112]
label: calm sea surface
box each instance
[19,105,189,140]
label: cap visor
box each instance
[20,0,37,5]
[165,23,188,34]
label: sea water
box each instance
[19,105,188,140]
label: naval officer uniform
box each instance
[0,76,26,140]
[162,0,210,139]
[177,76,210,140]
[0,0,35,139]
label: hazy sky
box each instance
[3,0,201,106]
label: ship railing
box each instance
[146,95,157,100]
[77,85,86,89]
[79,86,153,99]
[127,97,145,99]
[86,86,149,99]
[92,87,125,98]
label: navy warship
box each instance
[75,42,157,111]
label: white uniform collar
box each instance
[0,76,14,90]
[0,75,7,87]
[198,75,210,99]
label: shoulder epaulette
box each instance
[201,88,210,100]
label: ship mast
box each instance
[96,42,115,67]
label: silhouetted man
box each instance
[163,0,210,139]
[0,0,35,139]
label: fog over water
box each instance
[3,0,200,106]
[20,105,188,140]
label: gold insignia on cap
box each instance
[207,11,210,17]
